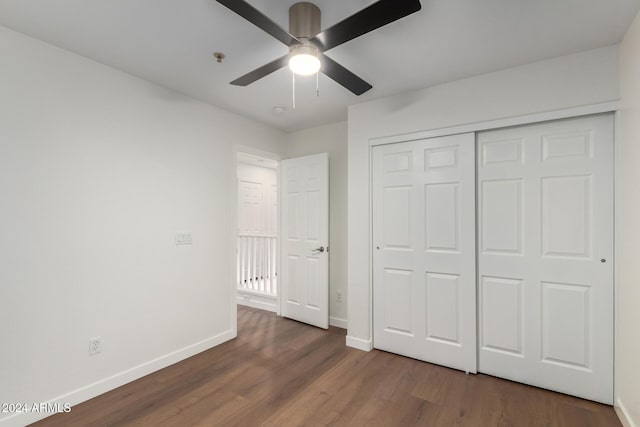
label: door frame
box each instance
[231,144,282,337]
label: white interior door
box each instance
[372,133,477,373]
[477,114,614,404]
[280,153,329,329]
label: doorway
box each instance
[236,151,279,312]
[233,149,331,330]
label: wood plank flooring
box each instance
[32,306,620,426]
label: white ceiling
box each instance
[1,0,638,132]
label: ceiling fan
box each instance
[216,0,422,95]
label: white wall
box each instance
[616,10,640,427]
[286,121,348,327]
[0,26,285,426]
[347,46,620,348]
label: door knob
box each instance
[312,246,325,253]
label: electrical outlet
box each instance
[89,337,101,356]
[336,291,343,303]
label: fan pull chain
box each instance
[292,72,296,110]
[316,71,319,97]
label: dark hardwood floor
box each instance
[32,306,620,426]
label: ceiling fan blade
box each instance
[310,0,421,52]
[216,0,301,47]
[321,54,372,96]
[230,54,289,86]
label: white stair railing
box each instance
[237,235,277,296]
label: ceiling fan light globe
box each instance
[289,54,321,76]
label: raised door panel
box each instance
[541,281,591,369]
[424,146,458,170]
[541,176,591,259]
[424,183,459,253]
[384,151,413,174]
[482,138,524,165]
[305,190,320,242]
[480,179,523,255]
[305,257,320,310]
[542,130,593,161]
[425,272,460,345]
[286,192,301,241]
[383,186,412,250]
[238,181,264,235]
[480,276,523,356]
[286,255,300,305]
[383,269,414,335]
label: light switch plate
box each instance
[175,231,193,245]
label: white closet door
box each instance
[477,114,614,404]
[373,133,477,373]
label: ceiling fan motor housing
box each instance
[289,2,321,39]
[289,2,321,60]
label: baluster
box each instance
[244,236,249,291]
[254,236,259,292]
[266,238,271,295]
[257,236,261,292]
[259,237,264,292]
[262,237,269,293]
[246,237,251,290]
[252,236,257,291]
[264,237,268,294]
[271,236,275,295]
[239,237,244,289]
[244,237,249,289]
[247,237,252,291]
[256,236,260,293]
[272,237,277,295]
[241,237,246,289]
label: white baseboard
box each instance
[237,292,277,313]
[346,335,373,351]
[329,317,348,329]
[0,330,236,427]
[616,399,638,427]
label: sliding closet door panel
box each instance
[477,114,614,404]
[373,133,476,373]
